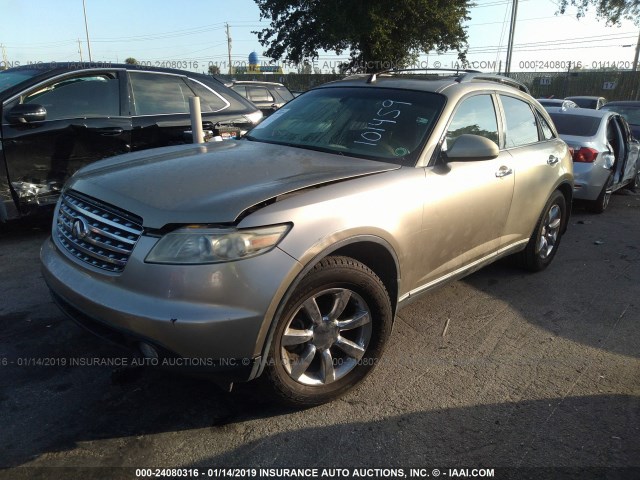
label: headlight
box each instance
[145,224,291,264]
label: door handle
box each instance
[96,127,123,136]
[495,166,513,178]
[547,155,560,166]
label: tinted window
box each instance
[247,86,274,102]
[0,68,43,92]
[601,105,640,126]
[186,79,228,112]
[549,114,601,136]
[247,87,445,165]
[445,95,499,148]
[538,100,561,107]
[501,95,539,147]
[23,74,119,121]
[568,97,598,108]
[232,85,246,97]
[130,72,191,115]
[274,85,294,102]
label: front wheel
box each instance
[513,190,566,272]
[263,256,392,407]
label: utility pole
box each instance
[77,39,84,62]
[226,23,233,75]
[504,0,519,75]
[82,0,92,62]
[632,29,640,71]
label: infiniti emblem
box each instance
[72,217,90,240]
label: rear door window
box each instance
[130,72,192,115]
[500,95,539,147]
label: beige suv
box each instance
[41,71,573,406]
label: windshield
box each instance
[567,97,598,108]
[549,114,601,137]
[601,105,640,126]
[246,87,445,166]
[0,68,43,93]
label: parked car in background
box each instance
[42,71,573,406]
[600,101,640,139]
[565,96,607,110]
[537,98,578,111]
[549,108,639,213]
[0,63,262,222]
[230,80,295,116]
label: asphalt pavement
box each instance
[0,192,638,480]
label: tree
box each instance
[208,64,221,75]
[557,0,639,25]
[253,0,470,73]
[124,57,138,65]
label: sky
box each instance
[0,0,638,74]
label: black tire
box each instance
[263,256,392,407]
[587,173,613,213]
[512,190,566,272]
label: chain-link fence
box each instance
[219,71,640,101]
[508,70,640,101]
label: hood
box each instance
[68,140,399,229]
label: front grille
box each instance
[55,191,143,273]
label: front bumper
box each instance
[41,235,299,381]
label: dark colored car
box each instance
[0,63,262,222]
[230,80,295,116]
[600,101,640,139]
[565,96,607,110]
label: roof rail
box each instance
[377,67,481,76]
[456,73,530,94]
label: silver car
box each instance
[549,109,640,213]
[41,72,573,406]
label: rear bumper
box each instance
[572,163,611,201]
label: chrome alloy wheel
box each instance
[537,204,562,259]
[280,288,372,386]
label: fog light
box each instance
[139,342,159,360]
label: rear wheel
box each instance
[587,173,613,213]
[513,190,566,272]
[264,256,392,407]
[624,165,639,192]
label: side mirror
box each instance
[445,134,499,161]
[6,104,47,124]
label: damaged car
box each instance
[549,108,640,212]
[41,71,573,406]
[0,63,262,222]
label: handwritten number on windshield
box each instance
[354,100,412,147]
